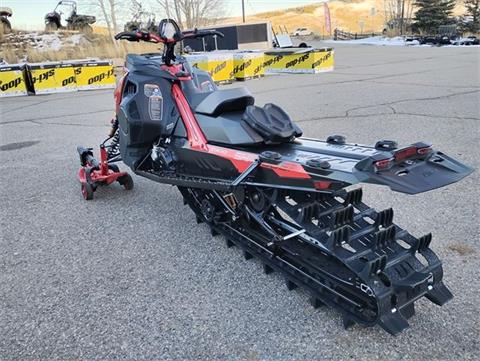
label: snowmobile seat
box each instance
[125,54,163,71]
[194,87,255,117]
[243,103,303,143]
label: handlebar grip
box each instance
[114,31,139,41]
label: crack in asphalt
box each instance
[344,89,480,117]
[0,108,113,125]
[368,79,480,90]
[0,90,112,115]
[335,49,477,70]
[255,64,471,95]
[297,90,480,123]
[297,111,479,124]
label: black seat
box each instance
[125,54,162,71]
[194,87,255,117]
[243,103,303,144]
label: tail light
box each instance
[375,145,433,171]
[394,147,417,162]
[394,145,433,162]
[314,180,331,190]
[417,146,432,155]
[374,158,393,170]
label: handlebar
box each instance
[114,31,152,42]
[114,29,224,44]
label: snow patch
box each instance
[324,36,480,48]
[324,36,407,46]
[2,31,88,52]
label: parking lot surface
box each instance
[1,44,479,360]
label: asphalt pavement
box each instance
[1,43,479,360]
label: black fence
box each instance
[333,29,383,40]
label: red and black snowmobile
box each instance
[77,19,473,335]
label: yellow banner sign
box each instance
[264,49,334,74]
[28,63,77,94]
[232,52,265,80]
[70,61,116,90]
[0,65,28,97]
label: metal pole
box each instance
[400,0,405,35]
[242,0,246,23]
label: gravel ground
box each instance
[0,44,479,361]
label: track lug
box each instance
[225,238,234,248]
[243,251,253,260]
[326,226,351,249]
[310,297,324,309]
[342,316,355,330]
[286,280,298,291]
[263,264,274,275]
[373,225,396,250]
[196,216,203,224]
[400,304,415,319]
[426,282,453,306]
[331,205,354,229]
[300,203,320,222]
[210,228,219,237]
[360,255,387,277]
[375,208,394,227]
[379,311,409,336]
[414,233,432,252]
[344,188,363,205]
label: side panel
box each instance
[118,71,179,168]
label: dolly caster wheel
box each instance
[118,174,134,190]
[81,183,94,200]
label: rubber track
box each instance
[179,186,453,335]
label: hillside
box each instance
[223,0,467,35]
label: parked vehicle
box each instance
[0,7,12,34]
[77,19,473,335]
[45,0,96,33]
[124,12,157,33]
[292,27,312,36]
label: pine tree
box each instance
[464,0,480,32]
[413,0,456,33]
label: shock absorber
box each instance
[107,117,120,160]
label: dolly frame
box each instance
[77,143,133,200]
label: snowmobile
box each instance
[77,19,473,335]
